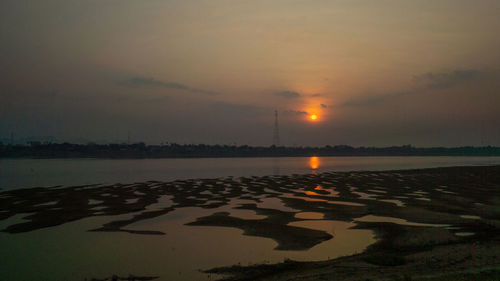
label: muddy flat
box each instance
[1,165,499,280]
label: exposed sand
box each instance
[1,165,499,280]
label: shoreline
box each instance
[3,154,500,160]
[3,157,500,192]
[1,165,499,280]
[2,143,500,159]
[204,166,500,280]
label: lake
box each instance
[2,156,500,190]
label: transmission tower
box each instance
[273,110,280,146]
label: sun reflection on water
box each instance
[309,156,320,170]
[304,190,321,196]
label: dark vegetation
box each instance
[86,275,158,281]
[1,142,500,158]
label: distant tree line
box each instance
[1,142,500,158]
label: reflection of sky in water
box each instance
[295,212,324,220]
[0,193,377,281]
[256,197,298,212]
[460,215,481,220]
[287,220,375,260]
[314,185,339,196]
[3,156,500,190]
[303,190,321,196]
[380,199,405,207]
[355,215,449,227]
[0,208,375,281]
[455,232,475,237]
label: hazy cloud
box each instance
[137,96,170,103]
[125,77,188,89]
[413,69,487,90]
[188,88,219,95]
[283,109,308,115]
[342,92,409,107]
[123,77,218,95]
[275,91,301,99]
[274,91,322,99]
[343,69,497,107]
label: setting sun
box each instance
[310,114,318,120]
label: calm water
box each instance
[2,156,500,190]
[0,205,374,281]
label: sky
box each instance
[1,0,500,146]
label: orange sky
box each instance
[1,0,500,146]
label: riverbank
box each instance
[206,219,500,280]
[204,166,500,280]
[2,143,500,159]
[1,165,499,280]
